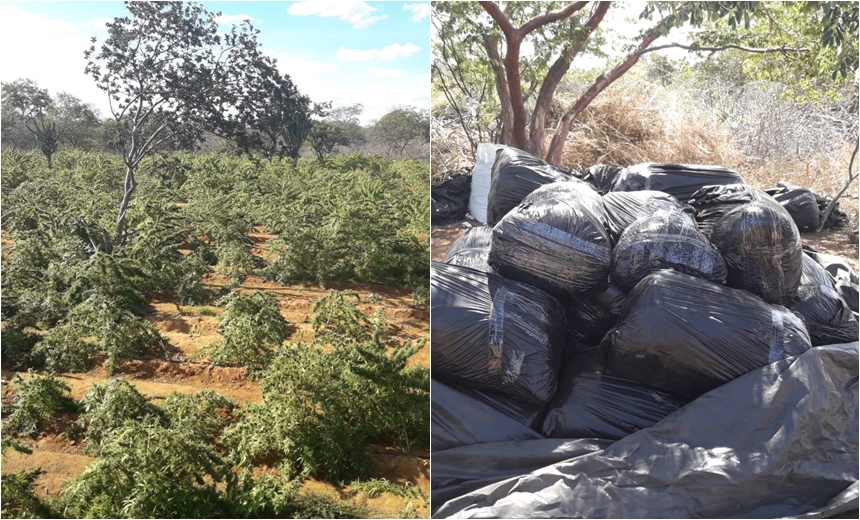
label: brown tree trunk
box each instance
[528,2,610,157]
[485,36,514,146]
[544,19,668,165]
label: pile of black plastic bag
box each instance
[431,146,859,518]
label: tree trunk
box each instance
[484,36,514,146]
[113,164,137,251]
[544,24,666,165]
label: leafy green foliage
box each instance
[351,478,424,499]
[61,417,232,519]
[226,290,429,483]
[0,469,51,519]
[197,291,290,373]
[77,378,160,455]
[3,372,78,437]
[161,391,236,441]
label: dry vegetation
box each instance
[431,74,859,266]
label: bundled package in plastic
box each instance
[789,254,859,345]
[431,262,566,404]
[806,250,860,313]
[611,210,727,291]
[542,353,688,440]
[601,190,694,242]
[432,174,472,225]
[444,226,493,273]
[489,181,611,298]
[485,146,580,225]
[469,143,505,224]
[582,164,623,195]
[709,196,803,305]
[431,379,543,452]
[764,183,820,231]
[564,281,627,352]
[601,270,811,399]
[610,163,744,202]
[688,184,763,237]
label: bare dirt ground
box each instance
[1,231,430,519]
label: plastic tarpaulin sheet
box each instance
[433,342,859,518]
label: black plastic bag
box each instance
[433,343,857,519]
[601,270,811,400]
[582,164,623,195]
[542,353,688,441]
[610,163,744,203]
[709,195,803,305]
[489,181,611,298]
[486,146,581,225]
[432,174,472,224]
[814,190,851,230]
[445,226,493,273]
[789,254,859,345]
[806,250,860,315]
[563,281,627,352]
[601,190,694,242]
[765,183,820,231]
[431,379,543,452]
[688,183,763,237]
[430,262,566,404]
[611,210,727,291]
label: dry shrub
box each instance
[431,123,473,181]
[555,76,740,171]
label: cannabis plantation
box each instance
[1,149,430,518]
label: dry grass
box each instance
[555,77,741,172]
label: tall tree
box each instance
[372,107,430,157]
[434,1,853,164]
[84,1,267,252]
[307,121,352,162]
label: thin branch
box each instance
[638,42,810,57]
[520,1,590,35]
[479,1,516,36]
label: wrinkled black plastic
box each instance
[489,182,611,298]
[765,183,820,231]
[688,183,762,237]
[430,262,566,404]
[564,281,626,351]
[582,164,623,195]
[611,163,744,202]
[601,190,694,242]
[430,379,543,452]
[601,270,811,399]
[611,210,727,290]
[486,146,581,225]
[789,255,859,345]
[710,196,803,305]
[432,175,472,224]
[445,226,493,273]
[542,353,687,440]
[815,190,851,229]
[433,343,858,519]
[806,250,860,315]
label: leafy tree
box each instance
[326,103,368,149]
[0,80,98,167]
[434,1,856,164]
[372,106,429,157]
[83,1,269,252]
[307,120,352,162]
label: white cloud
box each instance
[0,5,110,117]
[287,1,381,29]
[89,17,113,29]
[337,43,421,62]
[367,66,408,77]
[216,14,263,26]
[403,3,430,22]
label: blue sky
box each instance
[0,1,430,124]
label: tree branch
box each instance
[638,42,810,57]
[520,1,590,35]
[479,1,516,36]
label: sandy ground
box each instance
[1,231,429,519]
